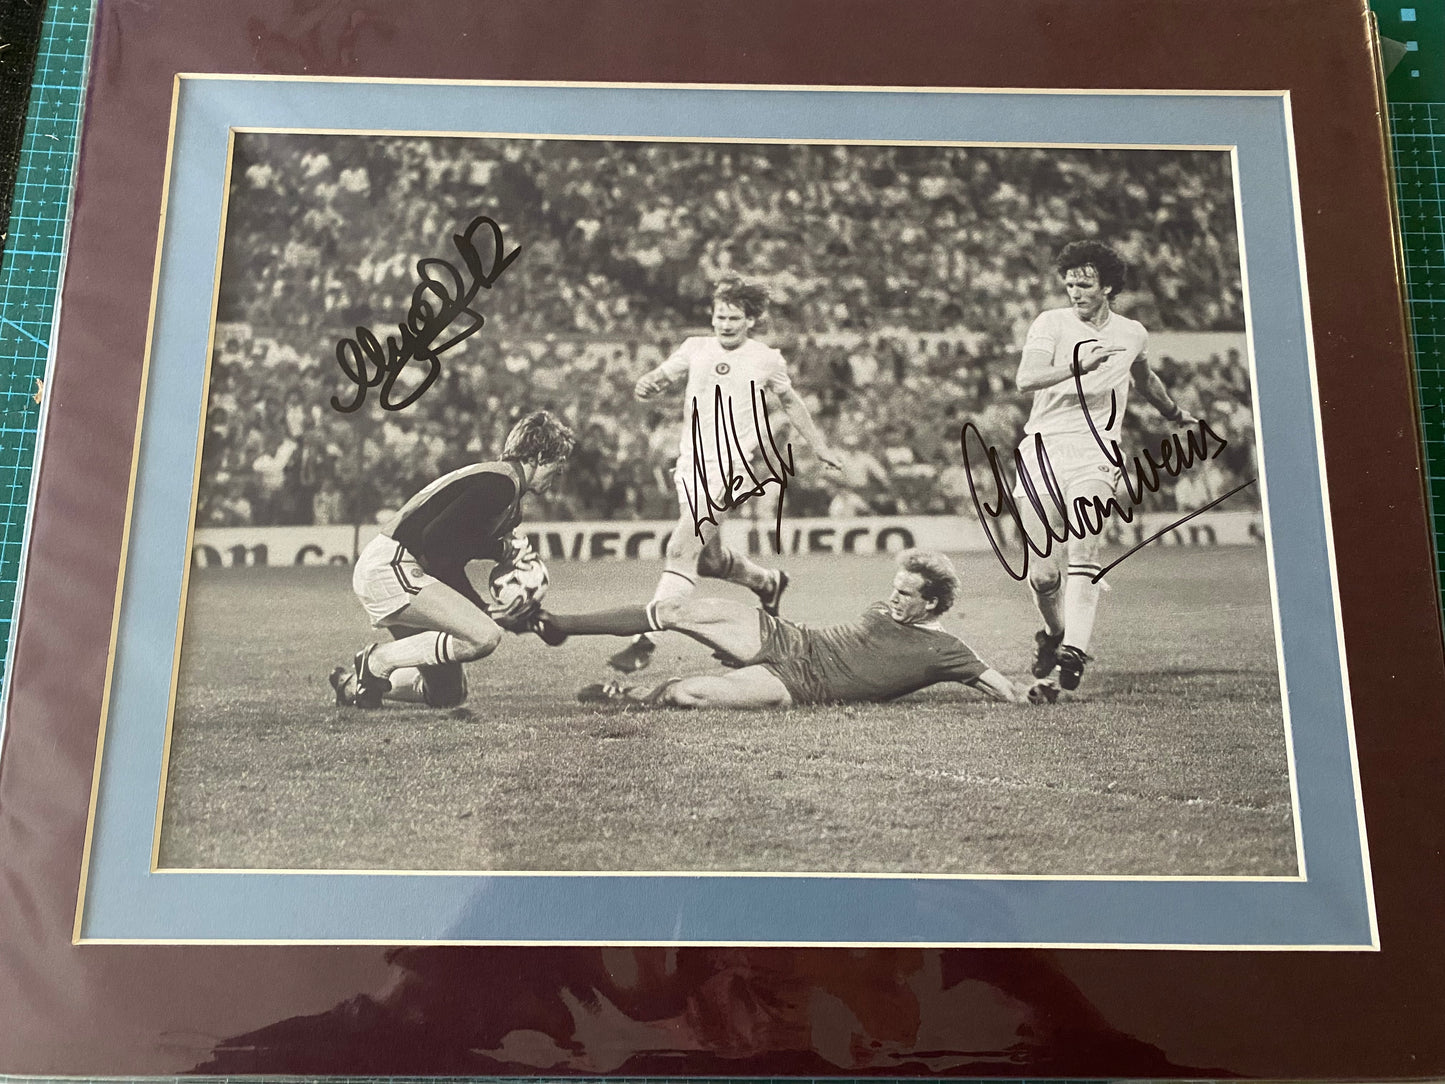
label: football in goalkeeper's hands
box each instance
[489,554,549,610]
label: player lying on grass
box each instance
[330,410,575,709]
[607,276,841,675]
[530,549,1028,709]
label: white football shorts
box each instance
[352,533,439,628]
[1011,431,1124,506]
[673,444,786,518]
[673,456,738,520]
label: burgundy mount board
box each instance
[1,0,1442,1077]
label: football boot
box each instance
[1031,628,1064,679]
[1027,678,1060,705]
[525,609,570,647]
[755,569,790,616]
[1056,644,1092,691]
[352,643,392,709]
[490,596,540,633]
[578,679,633,704]
[608,634,656,673]
[328,666,354,707]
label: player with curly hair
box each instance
[531,549,1025,709]
[1014,240,1201,695]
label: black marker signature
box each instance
[682,381,797,550]
[332,215,521,413]
[963,343,1255,582]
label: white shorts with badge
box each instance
[352,533,439,628]
[673,455,749,531]
[1012,431,1123,506]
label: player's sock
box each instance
[370,631,454,677]
[1063,563,1103,653]
[601,569,698,664]
[1031,571,1066,637]
[605,569,699,667]
[550,604,663,637]
[651,567,696,602]
[717,548,772,593]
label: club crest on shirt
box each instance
[715,362,731,375]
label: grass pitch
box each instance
[157,547,1296,877]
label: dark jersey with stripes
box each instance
[383,460,525,605]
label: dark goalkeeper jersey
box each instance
[767,603,990,704]
[383,460,525,605]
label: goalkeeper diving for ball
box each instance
[331,410,575,709]
[530,549,1029,709]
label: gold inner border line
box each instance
[152,127,1281,881]
[152,866,1307,882]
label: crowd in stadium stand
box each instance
[198,136,1256,528]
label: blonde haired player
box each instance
[608,277,840,673]
[534,550,1025,709]
[1015,241,1198,694]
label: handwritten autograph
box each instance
[963,355,1256,582]
[332,215,521,413]
[683,382,797,550]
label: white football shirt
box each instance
[1022,307,1148,443]
[656,335,794,473]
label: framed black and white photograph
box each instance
[71,78,1369,949]
[11,0,1445,1078]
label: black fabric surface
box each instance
[0,0,49,257]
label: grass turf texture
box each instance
[157,548,1296,877]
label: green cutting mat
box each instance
[0,0,88,687]
[1396,102,1445,616]
[1380,1,1445,617]
[0,4,1441,680]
